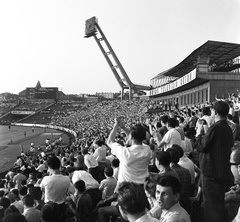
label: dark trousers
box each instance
[89,166,99,181]
[202,176,229,222]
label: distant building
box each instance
[95,92,114,99]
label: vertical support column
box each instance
[121,88,124,100]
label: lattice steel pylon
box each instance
[84,16,151,100]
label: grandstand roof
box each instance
[156,40,240,78]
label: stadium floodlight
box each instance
[84,16,98,38]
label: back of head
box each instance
[47,156,61,170]
[22,194,34,207]
[202,106,210,116]
[214,100,229,117]
[161,115,169,124]
[104,167,113,177]
[171,144,184,158]
[167,148,180,164]
[41,201,61,222]
[130,124,146,143]
[157,175,181,195]
[167,118,177,128]
[117,182,148,215]
[74,180,86,193]
[0,197,10,209]
[155,151,171,167]
[111,158,120,168]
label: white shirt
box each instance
[72,170,99,190]
[160,202,190,222]
[93,146,107,162]
[136,213,159,222]
[110,143,151,184]
[40,174,73,204]
[84,154,98,169]
[161,128,182,151]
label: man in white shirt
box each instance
[40,156,74,222]
[107,117,151,187]
[158,118,182,151]
[156,175,191,222]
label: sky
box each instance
[0,0,240,95]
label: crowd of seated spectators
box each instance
[1,95,240,222]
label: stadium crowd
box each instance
[1,95,240,222]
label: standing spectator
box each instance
[22,194,41,222]
[157,118,182,151]
[82,148,99,181]
[40,156,74,222]
[196,100,234,222]
[107,118,151,188]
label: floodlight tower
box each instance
[84,16,136,100]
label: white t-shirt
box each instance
[40,174,73,204]
[161,128,182,151]
[84,154,98,169]
[110,143,151,184]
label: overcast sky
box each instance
[0,0,240,95]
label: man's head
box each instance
[213,100,229,118]
[47,156,61,170]
[117,182,149,220]
[155,151,171,170]
[160,115,169,125]
[74,179,86,193]
[167,118,177,129]
[129,125,146,144]
[156,175,181,210]
[167,147,180,164]
[22,194,35,208]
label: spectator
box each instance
[82,148,99,182]
[99,167,117,200]
[155,175,190,222]
[157,118,182,151]
[40,156,74,222]
[196,100,234,222]
[111,158,119,181]
[117,181,158,222]
[107,117,151,188]
[22,194,41,222]
[73,180,92,222]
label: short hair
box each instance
[156,175,181,195]
[179,116,184,124]
[0,197,10,209]
[82,148,88,155]
[167,147,180,164]
[29,187,42,201]
[202,107,210,115]
[213,100,229,117]
[155,151,171,167]
[19,186,27,196]
[11,189,19,198]
[167,118,177,128]
[171,144,184,158]
[130,125,146,143]
[94,140,103,147]
[104,167,113,177]
[23,194,34,207]
[48,156,61,170]
[74,180,86,193]
[117,182,149,215]
[111,158,120,168]
[41,201,62,222]
[161,115,169,124]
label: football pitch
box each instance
[0,124,69,173]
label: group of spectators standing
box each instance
[1,97,240,222]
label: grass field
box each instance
[0,124,69,173]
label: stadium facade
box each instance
[149,41,240,108]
